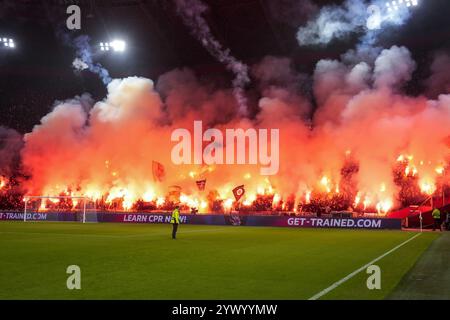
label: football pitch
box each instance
[0,221,441,300]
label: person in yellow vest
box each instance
[432,207,441,231]
[171,205,181,239]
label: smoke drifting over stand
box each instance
[14,43,450,214]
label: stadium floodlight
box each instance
[0,37,15,49]
[386,0,418,11]
[110,40,126,52]
[100,42,110,51]
[99,39,126,53]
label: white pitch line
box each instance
[308,232,422,300]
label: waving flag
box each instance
[152,161,165,182]
[196,179,206,191]
[232,185,245,202]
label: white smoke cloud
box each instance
[296,0,413,47]
[346,62,372,91]
[72,58,89,71]
[373,45,416,89]
[297,0,368,46]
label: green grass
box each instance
[0,221,439,300]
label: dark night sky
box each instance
[0,0,449,133]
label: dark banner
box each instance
[0,211,402,229]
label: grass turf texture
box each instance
[0,221,439,300]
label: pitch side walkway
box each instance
[388,232,450,300]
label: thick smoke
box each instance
[309,45,449,207]
[373,45,416,89]
[18,45,450,213]
[251,56,312,120]
[174,0,250,116]
[296,0,412,46]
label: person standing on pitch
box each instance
[432,207,441,231]
[171,205,181,239]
